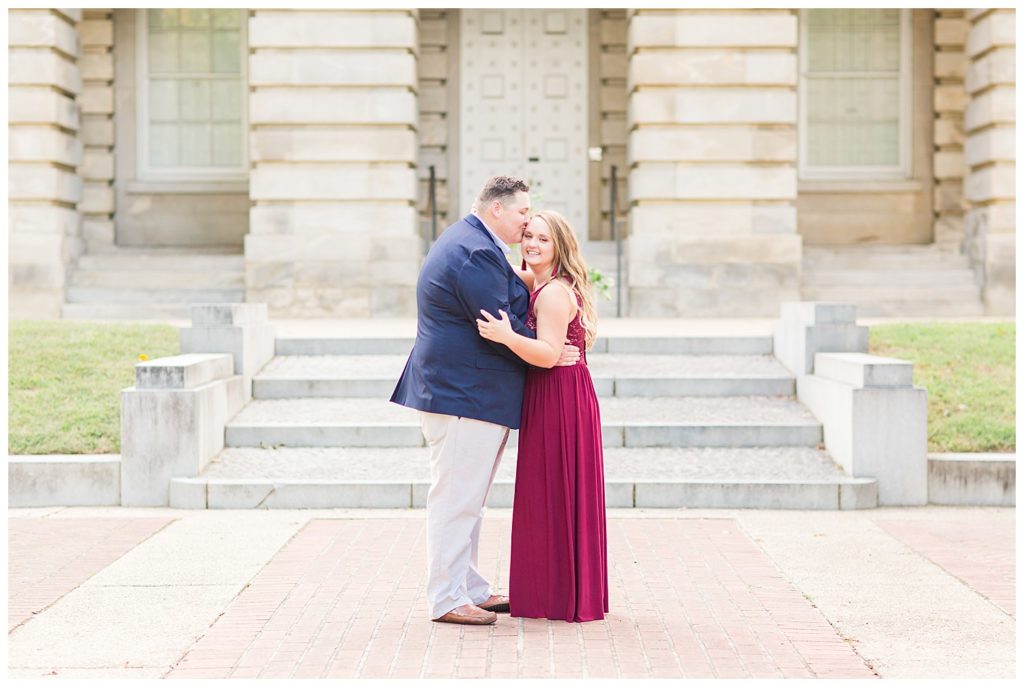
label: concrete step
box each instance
[168,446,876,509]
[801,269,978,288]
[66,287,246,305]
[61,302,195,320]
[75,251,244,272]
[70,269,245,289]
[252,354,795,399]
[224,396,823,449]
[274,334,774,356]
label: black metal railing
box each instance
[610,164,622,317]
[426,165,438,255]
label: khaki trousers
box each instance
[419,411,510,619]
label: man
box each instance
[391,175,579,625]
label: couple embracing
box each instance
[391,175,609,625]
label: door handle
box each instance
[528,156,540,162]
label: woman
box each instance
[476,210,608,622]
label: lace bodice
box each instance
[526,280,587,365]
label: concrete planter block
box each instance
[180,303,276,403]
[772,301,868,376]
[814,352,913,388]
[798,365,928,506]
[928,453,1015,506]
[121,371,246,507]
[8,455,121,507]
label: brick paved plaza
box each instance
[7,507,1015,679]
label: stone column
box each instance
[77,9,116,252]
[626,9,800,316]
[8,8,83,318]
[247,9,421,317]
[963,8,1015,314]
[932,10,970,249]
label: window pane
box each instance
[211,79,241,120]
[212,9,241,29]
[180,30,212,73]
[807,8,899,73]
[148,30,178,73]
[180,123,212,166]
[212,31,241,73]
[179,80,211,121]
[179,9,210,28]
[148,9,178,29]
[149,124,179,167]
[149,80,179,121]
[807,76,899,166]
[212,123,242,166]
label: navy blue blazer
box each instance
[390,214,536,429]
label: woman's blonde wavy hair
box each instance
[531,210,598,351]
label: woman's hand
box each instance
[476,308,514,344]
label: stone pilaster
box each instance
[247,9,421,317]
[963,8,1015,315]
[8,8,83,318]
[78,9,116,252]
[625,9,800,316]
[932,10,970,249]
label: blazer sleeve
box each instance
[454,247,537,359]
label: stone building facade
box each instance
[8,8,1016,319]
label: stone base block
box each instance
[8,455,121,507]
[798,371,928,506]
[121,374,246,506]
[928,453,1015,506]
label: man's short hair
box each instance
[478,175,530,207]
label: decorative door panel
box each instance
[460,9,588,236]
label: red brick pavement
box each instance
[167,517,877,679]
[8,517,175,632]
[875,518,1015,617]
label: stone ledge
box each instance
[8,455,120,507]
[814,352,914,388]
[928,453,1015,506]
[134,353,234,390]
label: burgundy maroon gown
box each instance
[509,280,609,622]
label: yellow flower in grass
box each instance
[138,354,148,361]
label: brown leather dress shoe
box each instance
[432,604,497,625]
[478,594,510,613]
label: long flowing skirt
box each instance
[509,363,608,622]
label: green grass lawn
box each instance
[869,322,1015,453]
[9,320,179,454]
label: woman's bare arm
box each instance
[476,282,577,368]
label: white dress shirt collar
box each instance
[472,212,510,254]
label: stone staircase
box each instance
[62,247,245,320]
[170,329,877,509]
[801,244,983,317]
